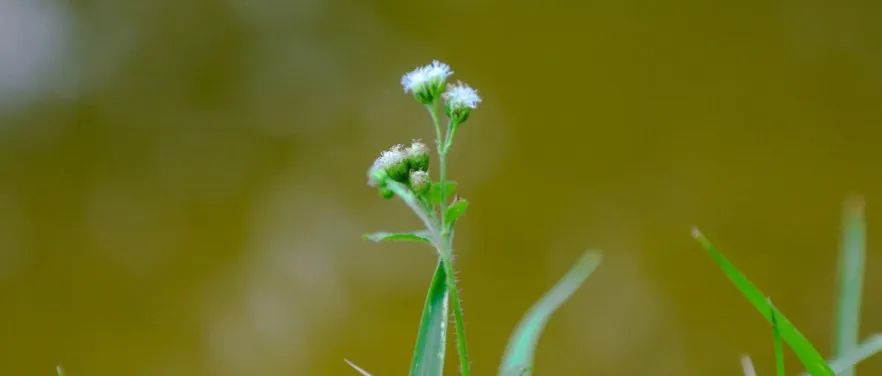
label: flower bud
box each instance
[443,82,481,124]
[408,170,430,194]
[367,144,409,186]
[401,60,453,104]
[406,141,430,172]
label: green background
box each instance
[0,0,881,374]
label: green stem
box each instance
[443,253,471,376]
[424,100,471,376]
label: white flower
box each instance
[443,82,481,110]
[401,60,452,103]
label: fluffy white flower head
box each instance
[401,60,452,103]
[443,82,481,110]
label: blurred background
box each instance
[1,0,881,374]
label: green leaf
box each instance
[410,261,449,376]
[344,359,373,376]
[691,228,834,376]
[430,181,457,205]
[770,299,786,376]
[445,199,469,227]
[499,251,602,376]
[834,197,866,376]
[56,366,65,376]
[363,231,432,244]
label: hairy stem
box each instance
[424,101,471,376]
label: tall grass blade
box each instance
[833,197,866,376]
[691,228,834,376]
[499,251,602,376]
[409,260,449,376]
[770,299,786,376]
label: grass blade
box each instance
[691,228,834,376]
[741,355,758,376]
[499,251,602,376]
[409,260,449,376]
[833,197,866,376]
[344,359,373,376]
[56,366,65,376]
[770,299,786,376]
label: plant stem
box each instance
[442,251,471,376]
[424,101,471,376]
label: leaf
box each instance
[56,366,65,376]
[429,181,457,205]
[833,197,866,376]
[770,299,786,376]
[363,231,432,244]
[691,228,834,376]
[344,359,373,376]
[410,260,449,376]
[499,251,603,376]
[445,199,469,227]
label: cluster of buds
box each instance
[368,141,431,198]
[369,60,481,199]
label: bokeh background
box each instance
[1,0,881,374]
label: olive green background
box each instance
[1,0,881,374]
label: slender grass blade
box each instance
[770,299,786,376]
[499,251,602,376]
[344,359,373,376]
[834,197,866,376]
[691,228,834,376]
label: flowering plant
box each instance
[358,60,602,376]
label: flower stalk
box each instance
[367,60,480,376]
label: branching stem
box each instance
[424,101,471,376]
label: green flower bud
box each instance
[406,141,430,172]
[409,170,430,195]
[368,145,409,186]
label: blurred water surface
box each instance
[1,0,881,374]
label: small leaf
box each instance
[430,181,457,205]
[364,231,432,244]
[445,199,469,227]
[410,261,449,376]
[499,251,602,376]
[344,359,373,376]
[56,366,65,376]
[691,228,834,376]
